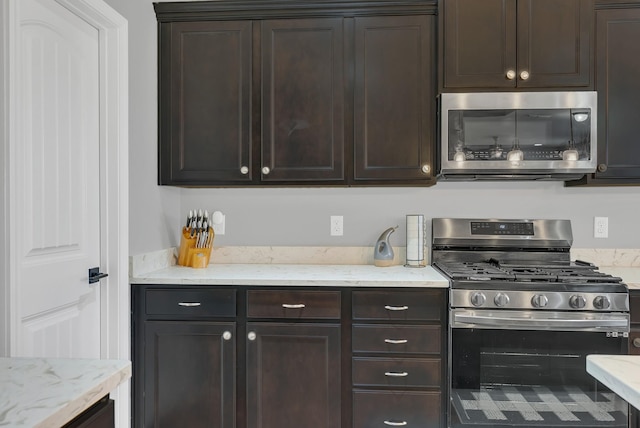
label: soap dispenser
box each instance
[373,226,398,267]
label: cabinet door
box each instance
[158,21,252,185]
[593,7,640,182]
[443,0,517,88]
[353,15,435,182]
[143,321,235,428]
[246,323,341,428]
[261,19,345,182]
[443,0,592,89]
[517,0,592,89]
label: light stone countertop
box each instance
[587,355,640,411]
[130,263,450,287]
[598,267,640,289]
[0,358,131,428]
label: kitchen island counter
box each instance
[0,358,131,427]
[130,263,450,287]
[587,355,640,411]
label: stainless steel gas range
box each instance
[432,218,630,428]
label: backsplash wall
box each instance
[180,183,640,249]
[102,0,640,255]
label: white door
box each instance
[16,0,102,358]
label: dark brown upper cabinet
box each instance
[441,0,593,90]
[155,0,437,187]
[566,2,640,186]
[158,20,253,185]
[261,18,345,182]
[353,15,435,182]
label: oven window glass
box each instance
[447,109,592,162]
[450,329,628,427]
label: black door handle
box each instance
[89,267,108,284]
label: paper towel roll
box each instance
[405,214,426,267]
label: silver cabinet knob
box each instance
[569,295,586,309]
[240,166,249,175]
[593,296,611,310]
[520,70,530,80]
[248,331,256,341]
[421,164,430,174]
[506,69,516,80]
[531,294,548,308]
[494,293,510,307]
[470,292,486,307]
[633,338,640,348]
[222,331,232,341]
[261,166,270,175]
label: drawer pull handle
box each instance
[384,339,408,344]
[222,331,232,341]
[384,305,408,311]
[248,331,257,341]
[384,371,408,377]
[633,338,640,348]
[178,302,201,307]
[384,421,407,427]
[282,303,306,309]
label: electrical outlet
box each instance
[330,216,343,236]
[594,216,608,238]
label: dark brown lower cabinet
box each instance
[143,321,236,428]
[132,286,446,428]
[63,397,114,428]
[246,322,341,428]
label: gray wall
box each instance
[107,0,640,256]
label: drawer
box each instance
[352,324,441,354]
[145,288,236,317]
[352,357,441,388]
[247,290,341,319]
[352,290,444,321]
[353,390,441,428]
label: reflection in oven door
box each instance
[449,328,628,428]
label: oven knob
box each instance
[569,294,587,309]
[593,295,611,310]
[470,292,486,307]
[531,294,548,308]
[494,293,510,307]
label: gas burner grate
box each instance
[437,261,622,284]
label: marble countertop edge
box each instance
[0,358,131,428]
[586,355,640,411]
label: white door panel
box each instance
[17,0,101,358]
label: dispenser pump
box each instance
[373,226,398,267]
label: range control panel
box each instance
[471,221,534,236]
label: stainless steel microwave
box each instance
[439,91,597,180]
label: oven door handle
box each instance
[453,313,629,331]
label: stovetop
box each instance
[436,259,623,285]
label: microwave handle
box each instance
[453,313,628,331]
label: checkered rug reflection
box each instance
[451,385,627,426]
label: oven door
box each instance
[449,309,629,428]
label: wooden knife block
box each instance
[177,227,213,268]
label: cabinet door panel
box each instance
[354,15,435,182]
[517,0,592,88]
[143,321,235,428]
[443,0,517,88]
[594,8,640,181]
[159,21,252,184]
[246,323,341,428]
[261,19,344,182]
